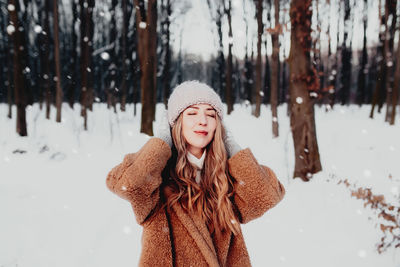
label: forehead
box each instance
[186,104,215,111]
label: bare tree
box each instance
[53,0,63,122]
[120,0,128,112]
[356,0,368,106]
[269,0,280,137]
[390,18,400,125]
[288,0,322,181]
[253,0,262,117]
[79,0,95,130]
[66,0,78,108]
[225,0,234,114]
[8,0,28,136]
[384,0,397,122]
[370,0,388,118]
[134,0,158,135]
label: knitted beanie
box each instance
[167,80,223,127]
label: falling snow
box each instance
[7,4,15,11]
[139,22,147,29]
[34,25,42,33]
[0,104,398,267]
[6,25,15,35]
[296,97,303,104]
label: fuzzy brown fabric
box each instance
[106,138,285,267]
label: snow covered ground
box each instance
[1,103,399,267]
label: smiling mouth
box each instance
[194,131,208,136]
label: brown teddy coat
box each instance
[106,138,285,267]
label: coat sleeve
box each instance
[106,137,172,225]
[228,148,285,224]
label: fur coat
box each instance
[106,138,285,266]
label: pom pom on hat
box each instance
[167,80,223,127]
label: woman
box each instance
[106,80,285,267]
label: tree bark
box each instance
[53,0,63,122]
[135,0,157,135]
[370,0,387,118]
[44,0,52,119]
[162,0,171,108]
[356,0,368,106]
[288,0,322,181]
[120,0,128,112]
[79,0,95,130]
[339,0,352,105]
[225,0,234,115]
[384,0,397,122]
[390,25,400,125]
[270,0,280,137]
[253,0,262,117]
[9,0,28,136]
[67,0,78,108]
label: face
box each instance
[181,104,217,156]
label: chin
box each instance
[188,138,211,149]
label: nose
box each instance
[198,113,208,125]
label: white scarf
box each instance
[187,149,206,184]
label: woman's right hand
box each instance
[155,107,172,147]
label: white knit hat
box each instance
[167,80,223,127]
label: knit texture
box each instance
[167,80,224,127]
[155,108,172,147]
[106,137,286,266]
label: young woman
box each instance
[106,80,285,267]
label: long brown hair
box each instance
[163,113,240,236]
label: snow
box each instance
[296,97,303,104]
[34,25,42,33]
[139,22,147,29]
[0,103,399,267]
[7,25,15,35]
[7,4,15,11]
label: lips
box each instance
[194,131,208,136]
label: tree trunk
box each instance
[67,0,77,109]
[6,27,13,119]
[120,0,128,112]
[384,0,397,122]
[356,0,368,106]
[339,0,352,105]
[288,0,322,181]
[263,38,271,105]
[53,0,63,122]
[270,0,280,137]
[253,0,262,117]
[44,0,52,119]
[9,0,28,136]
[370,0,387,118]
[162,0,171,108]
[135,0,157,136]
[390,24,400,125]
[79,0,95,130]
[225,0,234,115]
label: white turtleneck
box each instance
[186,149,206,184]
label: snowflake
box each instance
[7,4,15,11]
[295,97,303,104]
[7,25,15,35]
[34,25,42,33]
[100,52,110,60]
[139,22,147,29]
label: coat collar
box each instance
[171,202,232,267]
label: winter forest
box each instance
[1,0,400,266]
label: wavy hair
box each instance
[163,113,240,236]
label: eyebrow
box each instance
[188,106,216,111]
